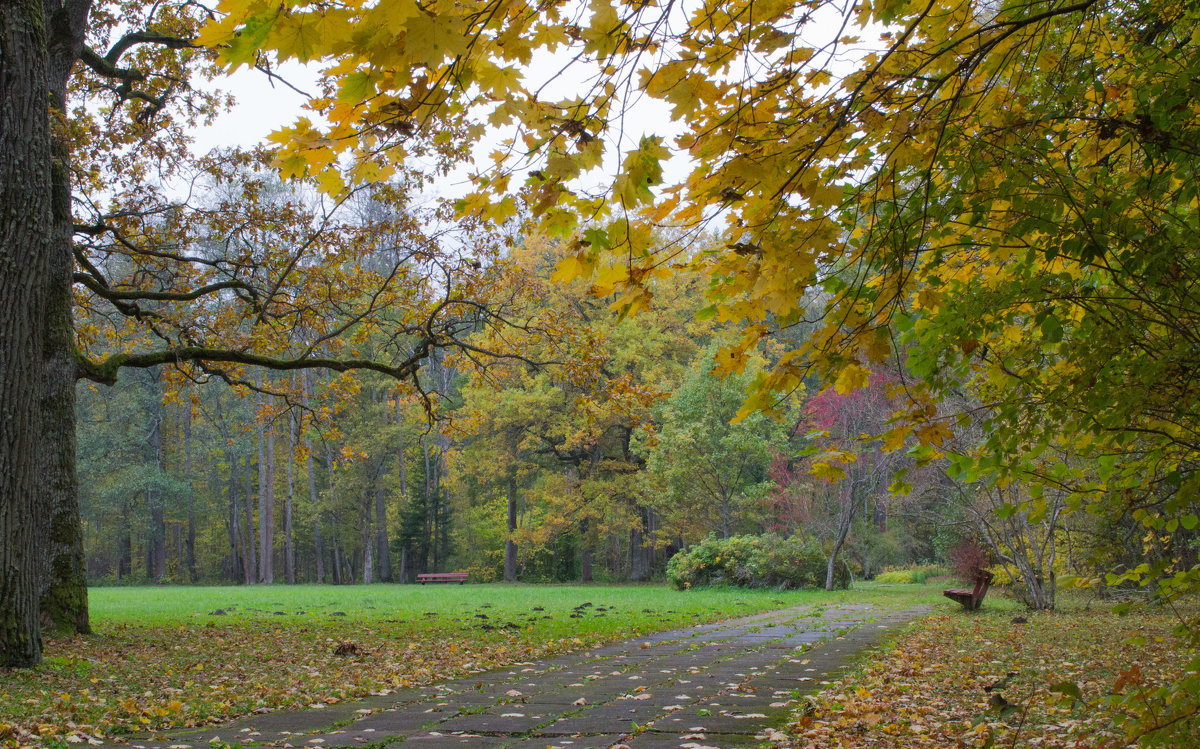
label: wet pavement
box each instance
[110,602,930,749]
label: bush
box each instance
[948,541,990,584]
[874,563,949,584]
[666,534,847,590]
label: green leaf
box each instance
[1040,313,1063,343]
[1050,681,1082,701]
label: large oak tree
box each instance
[0,0,521,667]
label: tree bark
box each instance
[422,436,434,572]
[118,504,132,581]
[16,0,93,651]
[243,454,257,584]
[256,377,274,584]
[580,518,592,583]
[629,523,649,582]
[505,477,517,582]
[285,410,296,584]
[325,444,341,584]
[303,374,324,583]
[375,455,390,582]
[361,488,374,584]
[227,452,244,583]
[0,0,53,655]
[825,506,853,591]
[183,403,197,582]
[147,380,167,583]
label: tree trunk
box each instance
[285,410,296,584]
[0,52,50,651]
[6,0,93,659]
[505,477,517,582]
[422,436,434,572]
[332,538,343,585]
[312,487,324,584]
[243,454,257,584]
[580,518,592,583]
[647,508,657,576]
[302,374,324,583]
[375,457,390,582]
[183,404,197,582]
[264,420,275,582]
[825,514,852,591]
[39,0,90,637]
[326,445,341,584]
[361,489,374,584]
[256,378,274,584]
[629,523,649,582]
[118,505,132,581]
[228,453,244,583]
[147,386,167,583]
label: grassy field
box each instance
[0,581,942,746]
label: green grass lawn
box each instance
[1,581,940,746]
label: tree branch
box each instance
[73,273,253,303]
[76,346,428,387]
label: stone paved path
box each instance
[118,602,929,749]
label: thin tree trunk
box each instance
[285,410,296,584]
[118,504,132,581]
[332,537,343,585]
[326,444,341,584]
[375,458,391,582]
[184,403,197,582]
[825,504,854,591]
[264,420,275,582]
[243,454,257,584]
[396,397,408,498]
[422,436,434,572]
[505,477,517,582]
[580,518,593,583]
[228,453,243,583]
[303,374,324,583]
[256,375,274,584]
[148,385,167,583]
[361,488,374,584]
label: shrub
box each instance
[666,534,847,590]
[947,541,990,584]
[874,563,949,584]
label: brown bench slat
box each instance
[416,572,468,584]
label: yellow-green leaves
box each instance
[834,364,869,394]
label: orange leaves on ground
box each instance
[781,606,1192,748]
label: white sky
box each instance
[187,5,869,206]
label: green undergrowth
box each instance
[1,582,935,746]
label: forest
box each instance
[72,225,978,591]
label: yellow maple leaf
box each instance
[834,364,869,394]
[916,422,953,447]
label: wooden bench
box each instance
[416,572,468,584]
[944,568,994,611]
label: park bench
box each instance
[416,572,468,584]
[943,568,994,611]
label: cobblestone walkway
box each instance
[116,602,929,749]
